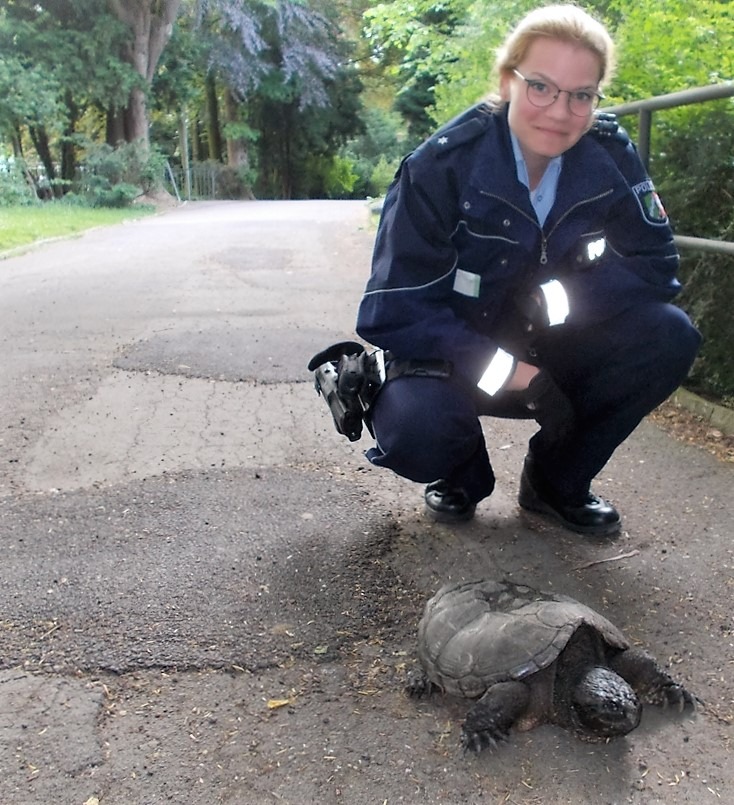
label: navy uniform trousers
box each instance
[365,302,701,505]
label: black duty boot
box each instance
[518,455,621,537]
[424,480,476,523]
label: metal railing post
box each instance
[637,109,652,169]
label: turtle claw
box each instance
[665,683,697,713]
[650,680,697,713]
[460,725,510,754]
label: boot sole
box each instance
[424,503,476,524]
[519,491,621,537]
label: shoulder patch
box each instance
[632,179,669,224]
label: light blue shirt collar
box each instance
[510,131,562,226]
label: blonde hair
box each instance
[495,4,615,88]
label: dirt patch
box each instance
[650,400,734,463]
[136,188,181,210]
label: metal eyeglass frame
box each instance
[512,69,604,116]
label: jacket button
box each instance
[463,201,471,210]
[503,219,511,227]
[500,258,508,266]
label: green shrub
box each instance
[652,103,734,404]
[86,178,141,208]
[369,155,400,197]
[301,154,358,199]
[75,141,166,207]
[214,165,249,200]
[340,107,406,199]
[322,155,358,198]
[677,235,734,407]
[0,155,38,207]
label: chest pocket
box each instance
[457,188,524,238]
[452,190,536,284]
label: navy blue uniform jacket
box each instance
[356,103,681,387]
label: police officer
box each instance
[355,4,701,536]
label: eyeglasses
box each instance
[512,69,604,116]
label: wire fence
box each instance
[163,161,248,201]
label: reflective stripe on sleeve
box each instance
[477,348,516,396]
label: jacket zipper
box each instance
[480,187,614,269]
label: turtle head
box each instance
[571,666,642,739]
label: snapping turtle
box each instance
[408,579,696,752]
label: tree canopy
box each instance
[4,0,732,195]
[2,0,732,209]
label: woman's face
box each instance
[500,37,602,167]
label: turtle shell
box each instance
[417,579,630,699]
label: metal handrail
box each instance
[602,82,734,257]
[673,235,734,257]
[602,82,734,166]
[603,82,734,116]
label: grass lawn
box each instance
[0,204,156,253]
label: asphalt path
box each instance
[0,200,732,804]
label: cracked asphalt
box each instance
[0,200,732,804]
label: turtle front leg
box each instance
[610,648,698,711]
[461,681,530,753]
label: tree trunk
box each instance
[190,118,203,163]
[106,107,126,146]
[60,90,79,192]
[28,125,58,199]
[123,86,150,144]
[223,89,255,199]
[107,0,183,147]
[205,73,223,162]
[281,108,294,200]
[179,109,191,200]
[10,127,24,159]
